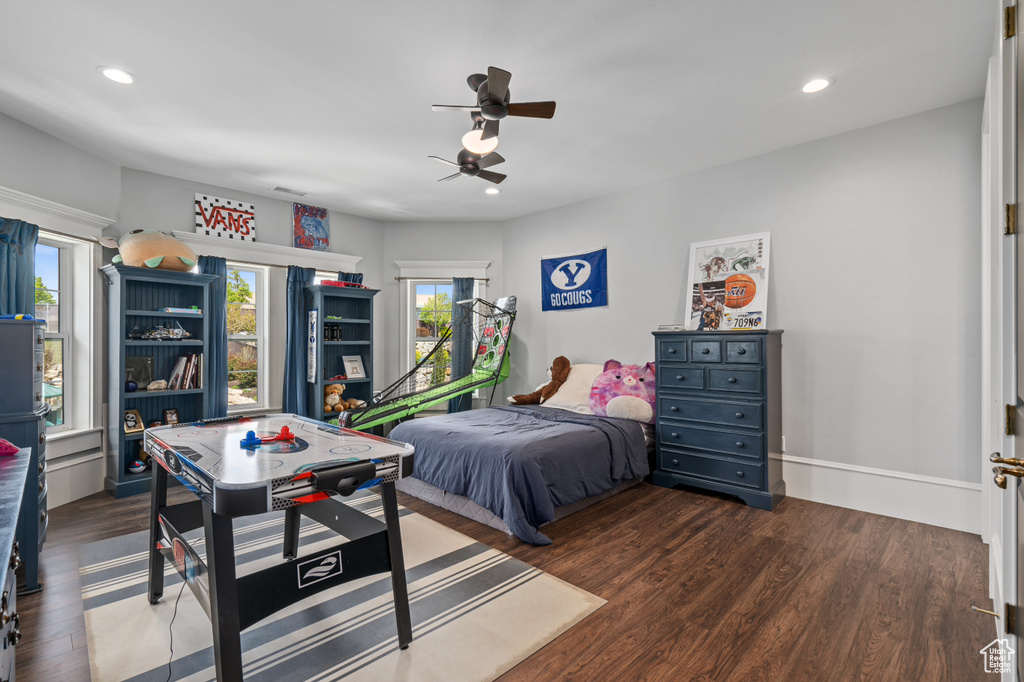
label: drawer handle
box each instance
[36,363,42,372]
[736,441,744,448]
[38,462,45,474]
[671,459,679,466]
[40,510,47,522]
[37,336,43,345]
[738,348,746,355]
[735,412,744,418]
[676,375,684,381]
[35,392,42,402]
[701,348,710,355]
[736,471,745,478]
[728,377,737,384]
[39,432,46,444]
[670,432,679,439]
[670,406,679,412]
[39,481,44,493]
[668,348,677,354]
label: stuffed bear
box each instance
[98,230,197,272]
[589,359,657,423]
[510,356,571,405]
[324,383,344,412]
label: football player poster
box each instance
[686,232,770,331]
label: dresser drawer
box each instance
[659,396,762,430]
[658,449,762,489]
[657,338,687,361]
[708,368,761,394]
[691,339,721,362]
[658,365,705,391]
[725,339,761,364]
[658,423,763,459]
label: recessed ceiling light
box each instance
[802,78,831,94]
[99,67,135,85]
[485,188,500,195]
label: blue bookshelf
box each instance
[102,264,217,497]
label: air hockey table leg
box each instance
[380,481,413,649]
[203,504,244,681]
[282,506,301,560]
[147,462,167,604]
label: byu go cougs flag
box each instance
[541,248,608,311]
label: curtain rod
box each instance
[394,276,489,282]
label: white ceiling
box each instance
[0,1,994,223]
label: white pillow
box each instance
[541,363,604,414]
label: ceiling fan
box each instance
[432,66,556,141]
[429,150,506,184]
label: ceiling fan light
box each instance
[462,129,498,155]
[485,188,500,195]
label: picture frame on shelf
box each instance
[342,355,366,379]
[124,409,144,433]
[162,408,179,424]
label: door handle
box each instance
[991,453,1024,467]
[992,466,1024,489]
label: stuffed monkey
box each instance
[510,356,571,405]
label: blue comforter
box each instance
[389,405,650,545]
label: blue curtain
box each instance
[198,256,228,418]
[337,271,363,284]
[447,277,475,413]
[284,265,315,414]
[0,217,40,316]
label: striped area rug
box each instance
[79,492,603,681]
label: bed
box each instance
[390,401,652,545]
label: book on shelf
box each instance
[167,353,203,390]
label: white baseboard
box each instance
[46,451,105,509]
[782,454,982,535]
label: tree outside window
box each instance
[414,284,453,388]
[227,268,259,405]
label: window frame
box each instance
[225,262,269,412]
[36,237,73,433]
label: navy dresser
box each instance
[651,329,784,510]
[0,319,50,594]
[0,448,29,679]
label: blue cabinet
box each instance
[303,285,378,423]
[0,319,49,594]
[102,265,216,497]
[0,448,30,676]
[651,329,785,510]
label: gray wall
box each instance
[0,112,121,219]
[501,98,983,482]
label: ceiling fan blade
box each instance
[507,101,556,118]
[431,104,480,112]
[480,119,500,141]
[487,67,511,103]
[438,172,462,182]
[477,152,505,169]
[428,155,459,167]
[477,170,506,184]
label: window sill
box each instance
[46,426,103,458]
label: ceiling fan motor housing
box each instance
[476,81,510,120]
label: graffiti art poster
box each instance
[293,203,330,251]
[195,194,257,241]
[686,232,770,331]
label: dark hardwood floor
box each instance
[17,483,995,681]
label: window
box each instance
[35,240,71,431]
[412,282,454,390]
[226,264,267,410]
[313,270,337,285]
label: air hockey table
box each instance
[143,414,415,681]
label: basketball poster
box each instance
[685,232,770,331]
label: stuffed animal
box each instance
[324,383,344,412]
[589,359,657,423]
[510,356,571,405]
[98,230,197,272]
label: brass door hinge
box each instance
[1007,203,1017,235]
[1007,6,1017,39]
[1008,602,1018,635]
[1007,404,1017,436]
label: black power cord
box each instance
[166,581,187,682]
